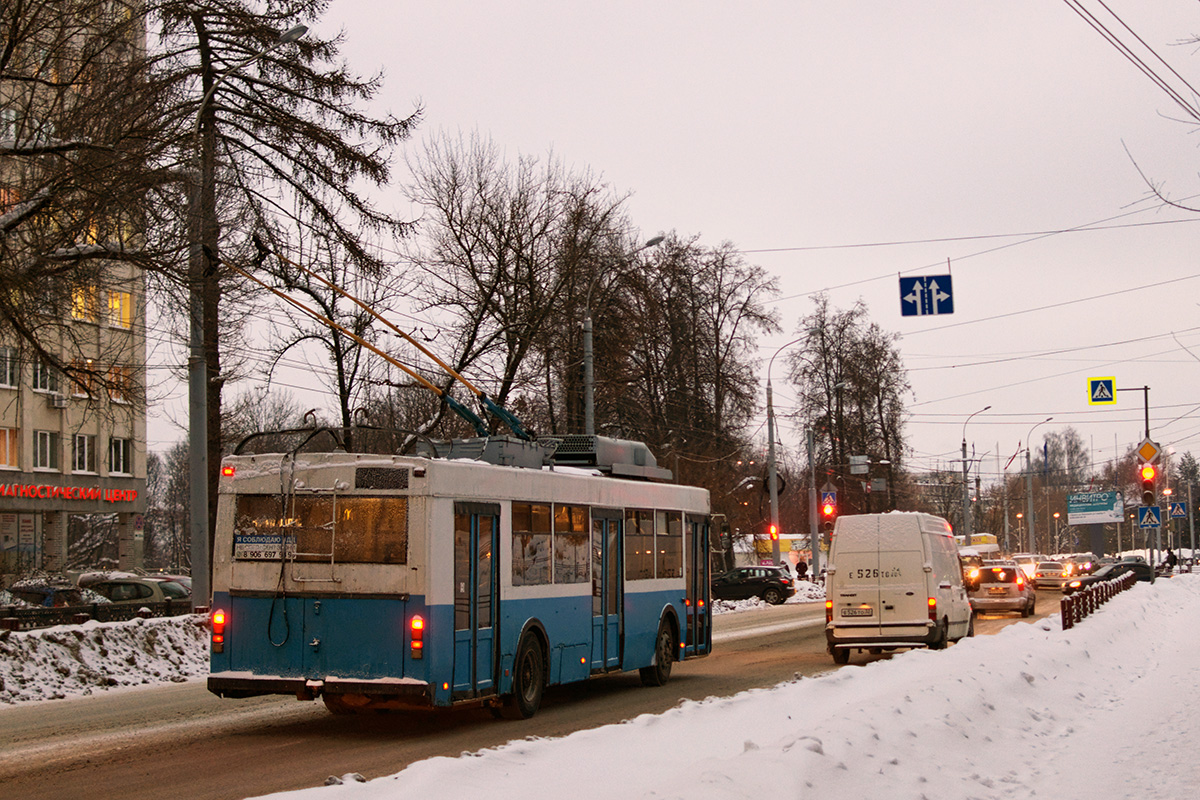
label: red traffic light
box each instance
[768,524,779,540]
[821,502,836,517]
[1140,463,1156,482]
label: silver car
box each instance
[968,560,1036,616]
[1033,561,1069,590]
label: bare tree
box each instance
[788,294,910,514]
[403,131,629,436]
[2,0,164,402]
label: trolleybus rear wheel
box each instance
[639,620,676,686]
[500,632,546,719]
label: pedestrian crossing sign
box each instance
[1088,377,1116,405]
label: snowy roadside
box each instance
[0,614,210,704]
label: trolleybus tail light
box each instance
[410,615,425,659]
[211,609,227,652]
[221,464,235,477]
[927,597,938,622]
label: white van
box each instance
[824,512,974,664]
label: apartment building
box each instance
[1,1,148,575]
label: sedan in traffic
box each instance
[1062,560,1155,595]
[1033,561,1070,590]
[968,561,1036,617]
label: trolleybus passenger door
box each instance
[452,503,500,699]
[684,514,712,656]
[591,509,624,671]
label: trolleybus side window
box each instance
[553,504,589,583]
[625,508,655,580]
[512,501,551,585]
[656,510,683,579]
[232,494,408,564]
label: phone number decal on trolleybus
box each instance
[205,432,713,719]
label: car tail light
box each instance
[927,597,937,622]
[410,615,425,660]
[1016,574,1025,588]
[211,608,227,652]
[825,600,833,624]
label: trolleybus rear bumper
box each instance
[208,672,431,703]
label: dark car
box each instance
[7,581,89,607]
[1062,560,1154,595]
[711,565,795,605]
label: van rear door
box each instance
[874,516,929,629]
[829,517,882,636]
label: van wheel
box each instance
[762,587,784,605]
[639,620,676,686]
[966,613,976,638]
[831,647,850,665]
[929,620,949,650]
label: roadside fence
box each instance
[0,600,194,631]
[1060,572,1136,630]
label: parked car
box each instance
[711,566,795,605]
[1033,561,1069,590]
[968,560,1036,617]
[89,576,191,604]
[6,581,90,608]
[1062,560,1155,594]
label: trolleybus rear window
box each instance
[233,494,408,564]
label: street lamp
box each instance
[961,405,991,544]
[1023,417,1053,554]
[582,235,664,436]
[189,25,308,611]
[765,336,805,568]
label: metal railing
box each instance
[0,599,196,631]
[1060,572,1136,630]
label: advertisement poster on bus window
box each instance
[1067,491,1124,525]
[233,533,297,560]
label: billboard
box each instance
[1067,491,1124,525]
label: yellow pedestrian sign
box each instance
[1088,377,1116,405]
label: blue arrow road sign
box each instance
[1170,502,1187,518]
[899,275,954,317]
[1138,506,1162,528]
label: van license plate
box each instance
[841,607,873,617]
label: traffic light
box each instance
[1140,462,1157,506]
[821,499,837,533]
[768,523,779,541]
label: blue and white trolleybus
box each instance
[206,433,712,717]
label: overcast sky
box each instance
[153,1,1200,487]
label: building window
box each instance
[0,109,17,141]
[108,364,131,403]
[107,291,133,329]
[32,358,59,393]
[1,427,18,468]
[73,434,97,473]
[69,359,96,397]
[0,346,17,388]
[71,286,98,323]
[109,436,131,474]
[34,430,59,470]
